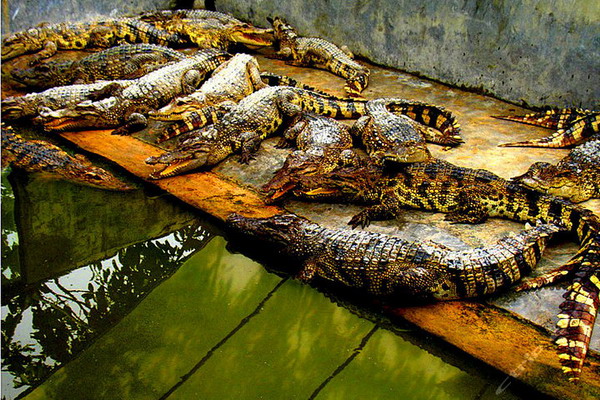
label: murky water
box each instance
[1,169,538,399]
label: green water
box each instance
[1,169,532,400]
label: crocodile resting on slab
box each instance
[1,17,186,64]
[10,44,186,89]
[1,80,134,120]
[1,124,131,191]
[38,49,230,135]
[227,213,561,299]
[496,108,600,148]
[263,156,600,381]
[149,53,268,139]
[142,13,273,51]
[145,85,367,179]
[351,98,462,165]
[512,139,600,203]
[269,16,370,97]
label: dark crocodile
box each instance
[496,108,600,148]
[350,98,462,165]
[269,16,370,97]
[145,85,367,179]
[1,80,133,120]
[512,139,600,203]
[227,213,561,299]
[263,112,357,199]
[264,157,600,380]
[10,44,186,89]
[38,49,230,135]
[1,17,185,64]
[1,124,131,191]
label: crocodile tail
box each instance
[555,237,600,381]
[387,100,462,145]
[492,108,589,130]
[159,106,225,143]
[259,72,338,97]
[499,113,600,148]
[297,90,366,119]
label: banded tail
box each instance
[493,108,590,130]
[159,106,226,143]
[555,237,600,381]
[498,111,599,148]
[386,101,463,145]
[260,72,341,97]
[296,90,366,119]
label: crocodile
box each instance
[227,213,561,299]
[142,13,273,51]
[1,17,186,64]
[38,49,230,135]
[350,98,462,165]
[512,139,600,203]
[263,157,600,380]
[263,112,358,198]
[1,124,131,191]
[158,71,341,141]
[10,44,186,89]
[268,16,370,97]
[149,53,267,132]
[496,108,600,148]
[145,85,367,179]
[1,80,133,120]
[138,9,245,25]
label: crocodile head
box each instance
[227,213,307,245]
[38,99,119,132]
[1,96,38,120]
[145,133,231,179]
[263,157,382,203]
[63,159,134,191]
[512,162,591,203]
[227,23,274,48]
[11,61,74,89]
[2,30,43,60]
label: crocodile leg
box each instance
[111,113,148,135]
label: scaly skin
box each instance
[1,124,131,191]
[263,112,357,199]
[150,53,267,141]
[145,85,367,179]
[267,157,600,381]
[1,80,133,120]
[2,18,185,64]
[227,213,561,299]
[350,98,462,165]
[269,16,370,97]
[146,16,273,51]
[38,49,230,134]
[160,72,341,141]
[138,9,245,25]
[512,139,600,202]
[10,44,186,89]
[496,108,600,148]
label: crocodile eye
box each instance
[85,172,103,181]
[441,283,450,291]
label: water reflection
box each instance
[1,170,213,399]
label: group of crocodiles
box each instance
[2,8,599,383]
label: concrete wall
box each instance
[1,0,172,34]
[214,0,599,109]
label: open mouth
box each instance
[148,158,196,180]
